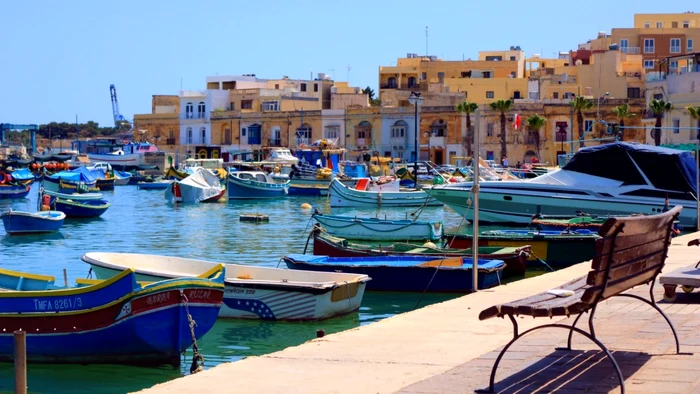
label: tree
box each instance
[649,99,674,146]
[570,96,594,148]
[489,99,513,162]
[612,104,636,141]
[362,86,375,100]
[525,114,546,160]
[687,106,700,140]
[456,101,478,157]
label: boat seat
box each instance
[354,178,369,191]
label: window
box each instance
[270,127,281,146]
[248,124,261,145]
[224,128,232,145]
[509,56,516,61]
[670,38,681,53]
[408,76,417,87]
[673,119,680,134]
[527,131,539,145]
[324,125,339,139]
[197,102,206,118]
[555,122,568,142]
[200,127,206,143]
[653,93,664,100]
[241,128,246,137]
[688,39,694,52]
[553,92,559,99]
[391,121,407,138]
[274,84,280,89]
[486,91,494,99]
[656,21,663,28]
[644,38,655,53]
[620,39,629,48]
[300,83,307,92]
[512,90,521,99]
[670,60,679,70]
[437,72,445,80]
[483,71,492,78]
[683,21,690,28]
[261,101,279,111]
[229,102,235,111]
[387,77,397,88]
[627,87,641,99]
[644,59,655,69]
[187,127,193,144]
[584,120,594,133]
[487,123,494,137]
[185,102,193,119]
[421,72,427,80]
[672,21,678,28]
[510,71,516,78]
[241,100,253,110]
[313,83,318,92]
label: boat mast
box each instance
[472,108,480,291]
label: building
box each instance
[645,52,700,145]
[132,95,180,150]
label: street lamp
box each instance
[596,92,610,120]
[408,91,424,189]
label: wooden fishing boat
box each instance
[0,184,30,199]
[0,265,224,365]
[41,189,110,218]
[113,171,132,186]
[530,215,609,231]
[42,167,98,193]
[312,211,443,241]
[282,254,504,293]
[227,171,289,199]
[81,252,370,321]
[329,178,441,208]
[310,230,529,277]
[1,210,65,235]
[164,165,189,180]
[445,228,599,268]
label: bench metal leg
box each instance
[556,310,586,351]
[475,322,625,393]
[615,292,680,354]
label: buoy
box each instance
[301,203,312,210]
[423,241,437,248]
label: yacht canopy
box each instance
[563,142,698,194]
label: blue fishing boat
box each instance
[0,265,225,365]
[1,210,66,235]
[0,184,30,199]
[41,189,110,218]
[8,168,35,183]
[137,180,172,190]
[42,167,98,193]
[282,254,505,292]
[227,170,289,199]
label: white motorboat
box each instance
[164,167,225,203]
[81,252,370,321]
[424,142,699,229]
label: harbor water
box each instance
[0,183,480,393]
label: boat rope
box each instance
[412,257,449,311]
[314,217,431,233]
[344,280,356,322]
[86,267,93,279]
[180,292,205,374]
[443,190,474,249]
[409,195,433,220]
[528,252,556,272]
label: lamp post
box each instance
[596,92,610,120]
[408,91,424,189]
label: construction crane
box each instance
[109,84,130,129]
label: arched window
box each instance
[198,102,206,118]
[200,127,206,143]
[408,77,417,88]
[186,102,193,119]
[187,127,193,144]
[391,120,408,138]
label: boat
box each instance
[310,230,529,277]
[1,210,66,235]
[42,167,98,193]
[113,171,132,186]
[87,142,159,168]
[81,252,370,321]
[282,254,504,292]
[164,168,225,203]
[89,168,115,191]
[329,178,442,208]
[227,170,289,199]
[445,228,599,268]
[41,189,110,218]
[0,184,31,199]
[0,265,224,365]
[268,148,300,165]
[530,215,610,232]
[312,211,443,241]
[50,152,74,162]
[8,168,35,183]
[424,142,700,229]
[138,179,173,190]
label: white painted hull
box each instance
[313,214,443,241]
[87,153,142,166]
[329,179,442,208]
[113,177,131,186]
[81,252,369,321]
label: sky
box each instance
[1,0,696,127]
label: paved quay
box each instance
[137,232,700,394]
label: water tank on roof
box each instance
[609,43,619,50]
[318,73,326,80]
[429,56,437,61]
[515,46,521,50]
[510,46,515,50]
[407,53,413,58]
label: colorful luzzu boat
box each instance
[0,264,225,365]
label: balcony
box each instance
[268,139,282,147]
[620,46,641,54]
[181,113,207,120]
[381,84,398,89]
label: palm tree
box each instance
[489,99,513,161]
[456,101,478,157]
[649,99,674,146]
[526,114,546,160]
[687,106,700,140]
[612,104,636,141]
[570,96,594,148]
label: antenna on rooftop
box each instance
[347,65,351,84]
[425,26,429,56]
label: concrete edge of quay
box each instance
[134,232,700,394]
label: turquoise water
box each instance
[0,183,473,394]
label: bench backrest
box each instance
[581,206,682,304]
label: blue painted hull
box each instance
[0,185,30,199]
[227,178,288,199]
[288,185,326,196]
[137,182,171,190]
[55,200,110,218]
[283,255,504,293]
[1,212,64,235]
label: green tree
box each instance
[456,101,478,156]
[489,99,513,161]
[649,99,674,146]
[687,105,700,140]
[612,104,636,141]
[526,114,546,160]
[570,96,594,148]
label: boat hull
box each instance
[137,181,172,190]
[96,178,115,191]
[87,153,141,167]
[313,213,443,241]
[227,176,288,199]
[329,179,441,208]
[1,211,65,235]
[0,184,30,199]
[54,199,110,218]
[85,261,367,322]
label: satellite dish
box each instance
[575,59,583,65]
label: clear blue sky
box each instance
[1,0,695,126]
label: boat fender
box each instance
[42,194,51,207]
[301,203,312,210]
[377,193,382,206]
[423,241,437,248]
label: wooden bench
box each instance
[476,206,682,394]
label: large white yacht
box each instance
[424,142,698,229]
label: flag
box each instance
[512,114,521,130]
